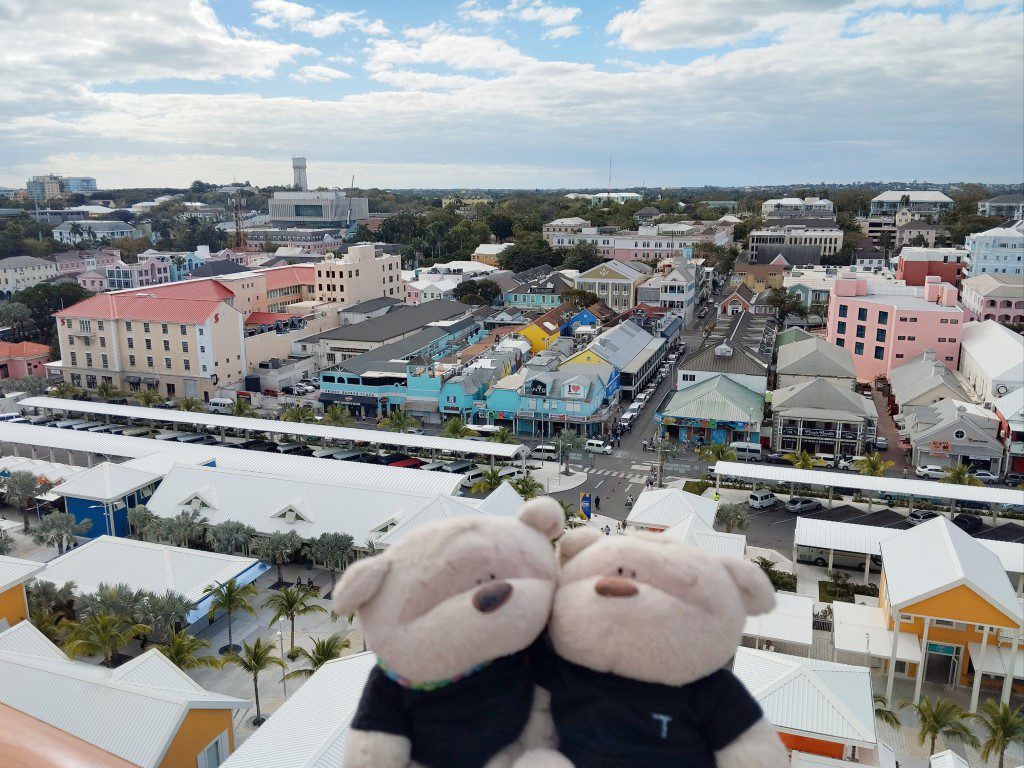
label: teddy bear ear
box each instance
[720,557,776,616]
[517,497,564,541]
[557,527,602,566]
[332,554,390,617]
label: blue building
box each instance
[505,273,573,309]
[53,463,164,538]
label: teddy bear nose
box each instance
[472,581,513,613]
[594,576,638,598]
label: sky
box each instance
[0,0,1021,190]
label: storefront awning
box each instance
[143,377,158,385]
[967,642,1023,681]
[319,393,377,405]
[832,602,922,664]
[123,375,141,384]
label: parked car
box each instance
[971,470,1000,484]
[748,489,777,509]
[951,514,984,535]
[915,465,946,479]
[836,455,866,471]
[263,388,281,397]
[785,497,822,514]
[907,509,941,526]
[281,386,296,395]
[763,451,790,465]
[405,427,425,435]
[497,466,525,481]
[874,436,888,450]
[585,439,612,455]
[390,457,426,469]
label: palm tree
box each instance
[902,696,979,756]
[322,405,354,427]
[75,582,144,619]
[177,396,205,413]
[135,591,191,643]
[303,532,354,588]
[470,468,504,494]
[487,427,517,444]
[552,429,584,475]
[379,408,420,433]
[941,463,983,516]
[26,580,76,615]
[698,442,737,464]
[279,403,316,423]
[714,502,750,534]
[206,521,257,556]
[168,509,208,548]
[94,380,122,402]
[127,504,156,540]
[134,388,165,408]
[223,637,287,726]
[30,608,65,644]
[284,633,351,680]
[441,416,475,438]
[50,381,82,400]
[0,529,13,556]
[4,470,50,532]
[784,450,824,495]
[263,586,327,656]
[204,578,258,653]
[156,630,221,671]
[230,397,257,417]
[254,531,302,585]
[32,511,92,555]
[511,475,543,500]
[558,499,585,529]
[853,453,895,512]
[969,700,1024,768]
[873,694,901,729]
[63,612,150,668]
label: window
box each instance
[70,352,77,366]
[837,321,846,334]
[838,304,848,318]
[856,325,866,338]
[143,322,150,333]
[85,353,92,367]
[897,335,906,341]
[940,318,949,324]
[182,342,189,353]
[163,339,170,351]
[854,342,864,356]
[79,320,91,332]
[147,356,154,368]
[161,324,168,334]
[99,336,106,348]
[836,338,845,347]
[127,337,134,349]
[183,359,190,371]
[873,346,884,360]
[949,319,958,324]
[180,324,187,334]
[126,321,132,331]
[876,329,886,342]
[129,354,136,366]
[857,307,867,321]
[945,356,954,361]
[907,336,916,341]
[954,429,966,439]
[145,339,152,350]
[895,353,904,359]
[101,354,109,368]
[164,357,172,369]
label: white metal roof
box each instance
[146,464,437,546]
[626,488,717,530]
[376,496,485,547]
[49,463,160,502]
[0,554,42,593]
[36,536,260,605]
[733,648,876,748]
[967,641,1024,681]
[0,456,85,484]
[20,397,526,459]
[0,423,462,497]
[743,592,814,646]
[831,602,923,664]
[473,481,524,517]
[222,652,376,768]
[660,513,747,559]
[930,750,970,768]
[712,461,1024,506]
[880,517,1022,626]
[0,624,245,768]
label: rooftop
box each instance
[771,378,877,421]
[871,190,953,204]
[625,488,717,530]
[776,337,857,379]
[300,300,471,344]
[960,319,1024,384]
[54,292,230,324]
[0,554,43,595]
[339,296,402,314]
[660,374,764,423]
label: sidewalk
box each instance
[530,460,588,493]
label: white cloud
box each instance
[543,24,580,39]
[327,54,356,65]
[252,0,388,37]
[457,0,581,28]
[458,1,505,24]
[291,64,351,82]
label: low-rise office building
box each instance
[771,378,878,456]
[544,220,721,261]
[960,273,1024,323]
[869,190,954,219]
[748,220,843,260]
[313,243,404,306]
[965,219,1024,277]
[895,247,968,289]
[760,197,834,217]
[977,193,1024,219]
[0,255,58,297]
[268,190,369,227]
[52,220,141,245]
[900,398,1005,473]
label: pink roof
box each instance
[55,293,225,324]
[0,341,51,359]
[139,279,236,302]
[259,265,314,290]
[245,311,300,326]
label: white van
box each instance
[497,466,525,481]
[461,465,486,489]
[729,441,762,461]
[207,397,235,415]
[530,444,559,461]
[814,453,836,468]
[748,489,777,509]
[585,439,612,455]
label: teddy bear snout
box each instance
[594,576,638,598]
[472,581,513,613]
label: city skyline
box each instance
[1,0,1022,189]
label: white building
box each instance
[563,191,643,205]
[748,221,843,259]
[977,193,1024,219]
[965,219,1024,277]
[760,197,834,217]
[0,255,59,298]
[869,190,954,218]
[269,190,369,227]
[52,219,139,244]
[545,220,726,261]
[313,243,405,305]
[636,264,699,321]
[959,319,1024,404]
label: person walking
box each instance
[712,491,720,502]
[641,437,648,452]
[594,495,601,511]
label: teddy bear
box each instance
[516,528,789,768]
[332,497,568,768]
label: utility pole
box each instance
[233,190,247,251]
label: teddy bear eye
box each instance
[630,569,638,579]
[475,578,483,585]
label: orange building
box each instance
[0,554,41,628]
[0,621,245,767]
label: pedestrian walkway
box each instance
[589,467,647,483]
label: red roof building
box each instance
[0,341,51,380]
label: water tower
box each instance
[292,157,308,191]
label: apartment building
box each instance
[64,176,97,193]
[0,255,58,298]
[541,217,591,246]
[760,197,834,217]
[313,243,404,306]
[869,190,954,218]
[825,275,965,381]
[105,254,172,290]
[636,264,698,321]
[0,341,52,380]
[747,220,843,260]
[895,220,949,248]
[977,193,1024,219]
[574,260,649,312]
[544,219,722,261]
[53,249,122,276]
[732,264,787,291]
[25,174,63,201]
[895,247,968,289]
[960,273,1024,323]
[965,219,1024,276]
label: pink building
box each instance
[0,341,51,380]
[53,249,121,276]
[826,274,965,382]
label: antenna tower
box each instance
[233,190,247,251]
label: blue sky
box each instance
[0,0,1021,189]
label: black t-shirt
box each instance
[541,650,764,768]
[350,648,536,768]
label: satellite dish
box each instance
[996,385,1008,395]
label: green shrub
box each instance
[683,480,712,496]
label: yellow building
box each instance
[871,518,1021,713]
[520,304,575,353]
[0,621,245,767]
[733,264,787,291]
[0,555,41,628]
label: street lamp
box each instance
[277,618,288,697]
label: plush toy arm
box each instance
[714,717,788,768]
[519,686,558,751]
[344,728,412,768]
[511,749,576,768]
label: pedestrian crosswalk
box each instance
[590,467,647,483]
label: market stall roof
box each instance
[967,641,1023,681]
[743,592,814,647]
[20,397,527,459]
[831,601,923,664]
[712,461,1024,507]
